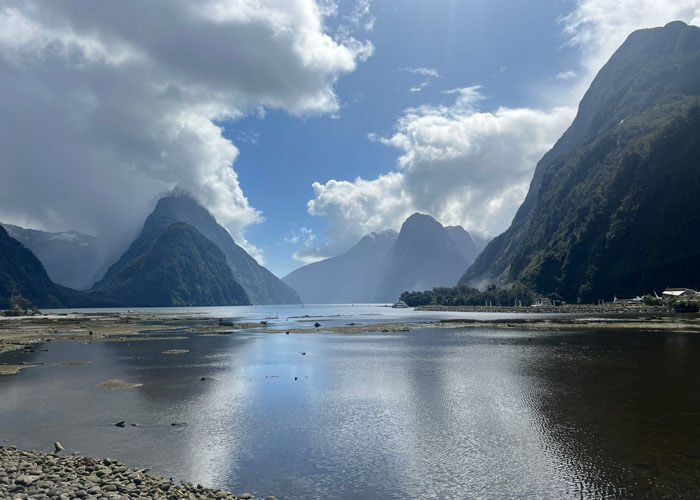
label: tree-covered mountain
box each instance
[461,21,700,302]
[1,224,104,290]
[91,222,249,307]
[0,225,77,308]
[284,213,482,303]
[282,230,398,303]
[374,214,471,302]
[95,192,299,304]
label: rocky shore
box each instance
[0,446,274,500]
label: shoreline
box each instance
[0,445,274,500]
[1,309,699,361]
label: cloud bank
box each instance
[0,0,371,259]
[303,0,700,260]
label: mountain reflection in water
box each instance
[1,318,699,499]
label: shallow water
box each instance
[2,308,700,499]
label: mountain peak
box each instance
[96,191,300,304]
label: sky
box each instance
[1,0,699,278]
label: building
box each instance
[662,288,698,298]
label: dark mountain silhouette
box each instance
[92,222,249,307]
[95,192,299,304]
[2,224,103,290]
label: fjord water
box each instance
[1,307,700,499]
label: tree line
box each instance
[400,283,541,307]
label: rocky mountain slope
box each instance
[461,21,700,302]
[2,224,103,290]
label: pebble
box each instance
[0,446,271,500]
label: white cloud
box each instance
[555,70,578,80]
[347,0,375,32]
[287,227,325,264]
[308,89,575,254]
[0,0,371,261]
[402,67,440,78]
[401,66,441,93]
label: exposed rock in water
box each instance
[97,379,143,389]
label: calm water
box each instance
[1,307,699,499]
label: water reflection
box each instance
[2,325,700,498]
[520,330,700,498]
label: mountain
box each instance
[445,226,481,264]
[0,225,73,308]
[283,214,482,303]
[374,214,470,302]
[92,222,249,307]
[282,230,398,303]
[1,224,103,290]
[461,21,700,302]
[95,192,299,304]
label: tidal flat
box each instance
[2,306,700,499]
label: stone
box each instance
[15,475,38,486]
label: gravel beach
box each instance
[0,446,275,500]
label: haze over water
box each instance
[1,306,699,499]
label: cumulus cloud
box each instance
[0,0,371,261]
[307,88,575,255]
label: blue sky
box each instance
[1,0,698,278]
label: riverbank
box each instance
[2,309,700,363]
[416,303,671,314]
[0,445,273,500]
[0,312,257,355]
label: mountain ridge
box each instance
[95,192,300,304]
[461,21,700,301]
[284,213,483,303]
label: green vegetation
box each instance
[1,295,40,316]
[0,225,69,308]
[643,294,663,306]
[668,298,700,313]
[400,283,537,307]
[92,222,250,307]
[462,22,700,303]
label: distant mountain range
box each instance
[1,224,104,290]
[283,213,486,303]
[462,21,700,302]
[1,192,300,308]
[0,225,89,309]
